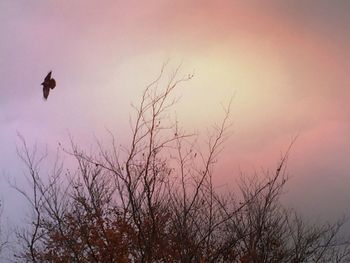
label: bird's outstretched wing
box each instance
[44,71,52,82]
[43,86,50,100]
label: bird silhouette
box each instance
[41,71,56,100]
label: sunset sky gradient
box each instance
[1,0,350,227]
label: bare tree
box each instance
[0,200,7,258]
[13,64,350,262]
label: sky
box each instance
[1,0,350,230]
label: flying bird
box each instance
[41,71,56,100]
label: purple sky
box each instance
[1,0,350,233]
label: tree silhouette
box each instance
[0,201,7,259]
[13,65,350,262]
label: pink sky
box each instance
[1,0,350,226]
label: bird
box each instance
[41,71,56,100]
